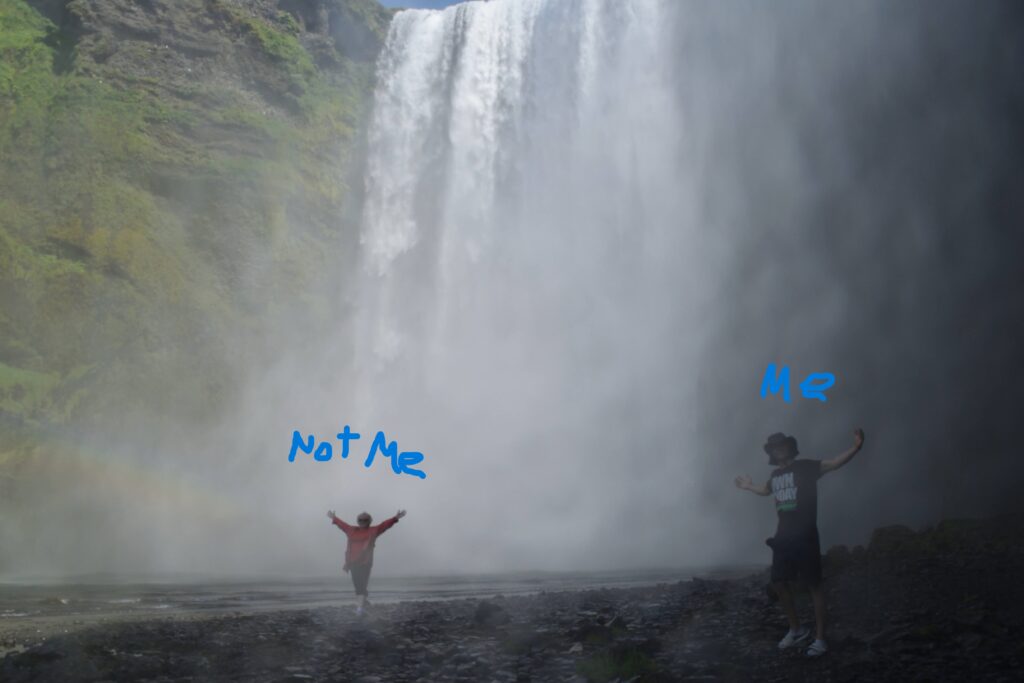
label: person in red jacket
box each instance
[327,508,406,615]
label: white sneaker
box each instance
[806,639,828,658]
[778,625,811,649]
[355,606,365,617]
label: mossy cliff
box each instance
[0,0,393,467]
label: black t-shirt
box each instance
[770,458,822,541]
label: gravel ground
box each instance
[2,515,1022,682]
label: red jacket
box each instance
[332,516,399,570]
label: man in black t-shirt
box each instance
[735,428,865,658]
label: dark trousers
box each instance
[350,563,372,596]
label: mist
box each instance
[3,0,1022,580]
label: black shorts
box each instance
[768,533,822,585]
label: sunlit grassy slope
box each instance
[0,0,391,465]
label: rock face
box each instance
[29,0,390,110]
[0,0,390,457]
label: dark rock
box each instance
[825,544,852,573]
[869,525,917,555]
[606,615,628,631]
[475,601,511,628]
[501,626,548,655]
[573,622,612,643]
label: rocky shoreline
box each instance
[3,516,1022,682]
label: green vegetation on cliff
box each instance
[0,0,391,466]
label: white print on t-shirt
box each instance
[772,471,798,511]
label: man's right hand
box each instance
[327,510,336,520]
[734,475,753,490]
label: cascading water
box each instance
[343,0,714,567]
[358,0,685,371]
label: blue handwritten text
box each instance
[760,363,836,403]
[288,426,427,479]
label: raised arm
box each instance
[734,475,771,496]
[327,509,354,533]
[820,428,865,475]
[373,509,406,536]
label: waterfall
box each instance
[345,0,707,563]
[355,0,697,393]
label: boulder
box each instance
[869,524,917,555]
[474,600,511,628]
